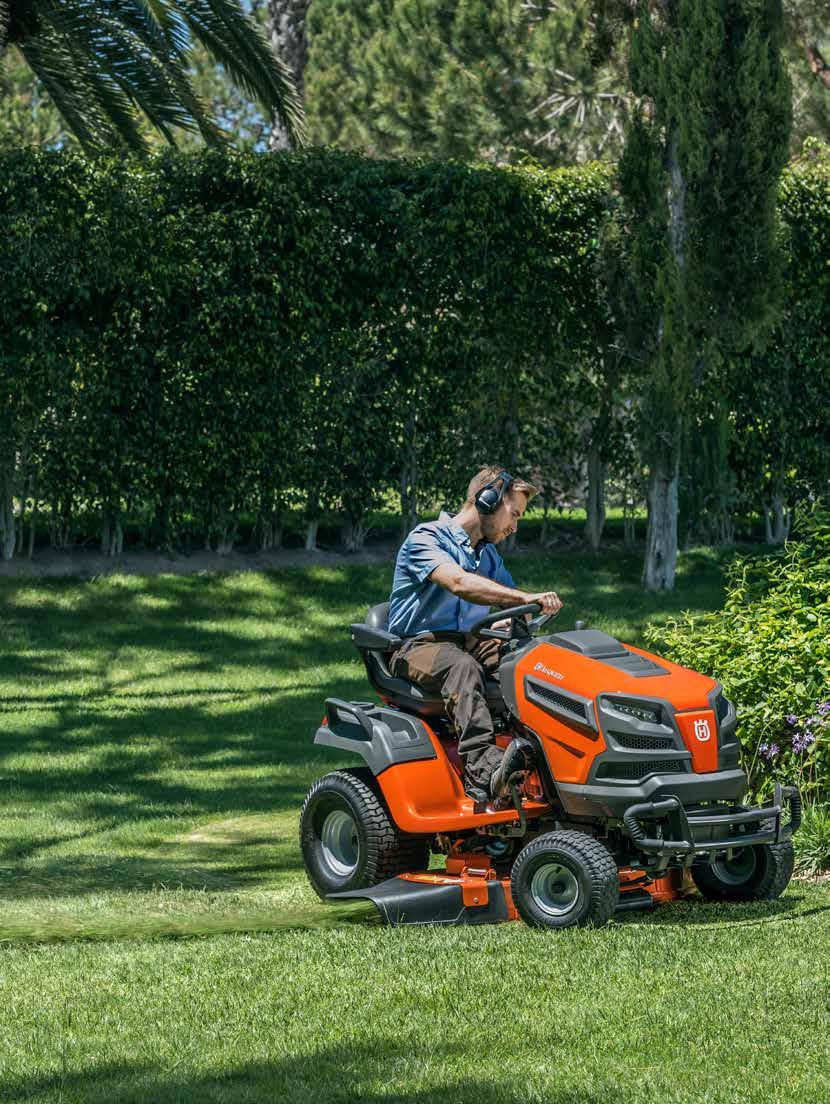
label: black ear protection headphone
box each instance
[474,470,514,515]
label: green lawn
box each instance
[1,549,827,1103]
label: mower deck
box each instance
[328,853,684,926]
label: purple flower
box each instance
[759,742,780,761]
[818,701,830,715]
[786,714,798,726]
[792,731,816,754]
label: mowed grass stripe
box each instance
[1,551,827,1103]
[0,887,827,1104]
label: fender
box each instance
[314,698,437,775]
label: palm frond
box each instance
[8,0,305,153]
[175,0,305,145]
[135,0,191,57]
[94,9,224,144]
[20,22,148,152]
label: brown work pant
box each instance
[389,632,504,788]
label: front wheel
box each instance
[510,830,619,930]
[691,839,794,902]
[300,769,429,899]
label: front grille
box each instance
[611,731,676,751]
[596,758,686,781]
[526,680,588,722]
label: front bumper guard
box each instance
[623,782,801,860]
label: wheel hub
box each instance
[320,809,359,877]
[712,847,757,885]
[530,861,580,917]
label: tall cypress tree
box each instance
[616,0,791,589]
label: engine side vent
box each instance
[611,731,676,752]
[601,652,669,678]
[525,679,589,722]
[596,758,686,780]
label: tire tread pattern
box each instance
[300,768,429,898]
[692,839,794,902]
[511,829,619,929]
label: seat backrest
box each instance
[366,602,390,631]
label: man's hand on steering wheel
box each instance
[524,591,563,617]
[491,591,562,632]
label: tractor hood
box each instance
[499,628,741,807]
[506,629,718,712]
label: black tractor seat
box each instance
[349,602,505,719]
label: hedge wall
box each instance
[0,145,827,558]
[0,148,611,556]
[729,140,830,540]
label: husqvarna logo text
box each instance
[533,662,564,681]
[694,719,711,742]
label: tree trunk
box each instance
[584,441,606,554]
[806,42,830,90]
[28,490,37,559]
[0,470,15,561]
[0,9,10,59]
[101,506,124,557]
[763,505,773,544]
[399,410,418,541]
[642,456,679,591]
[767,493,790,544]
[257,516,283,551]
[341,516,367,553]
[267,0,310,151]
[216,526,236,555]
[304,487,320,550]
[623,510,635,549]
[641,125,686,590]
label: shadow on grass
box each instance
[0,681,368,898]
[1,1045,617,1104]
[614,894,830,928]
[0,556,730,904]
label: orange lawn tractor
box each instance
[300,602,801,929]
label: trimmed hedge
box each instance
[730,140,830,532]
[0,145,828,557]
[0,148,611,555]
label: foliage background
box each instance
[0,148,611,556]
[649,504,830,803]
[1,145,827,560]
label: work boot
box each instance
[488,738,533,800]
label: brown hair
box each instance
[464,466,540,507]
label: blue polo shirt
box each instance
[388,511,515,637]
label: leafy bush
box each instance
[648,503,830,802]
[794,803,830,876]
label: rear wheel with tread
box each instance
[510,830,618,930]
[300,768,430,899]
[692,840,794,902]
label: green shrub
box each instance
[794,802,830,876]
[647,503,830,802]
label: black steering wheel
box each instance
[469,602,558,643]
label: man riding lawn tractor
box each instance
[387,467,561,802]
[299,465,799,929]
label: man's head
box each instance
[465,466,539,544]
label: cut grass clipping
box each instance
[0,900,378,945]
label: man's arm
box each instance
[429,564,562,615]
